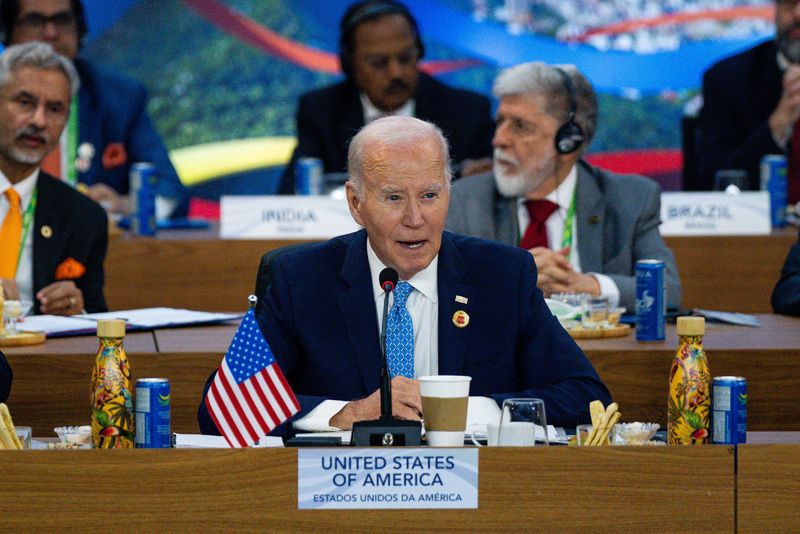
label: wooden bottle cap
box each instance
[96,319,126,338]
[677,316,705,336]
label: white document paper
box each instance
[19,307,242,336]
[172,433,283,448]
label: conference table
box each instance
[103,226,798,313]
[3,316,800,531]
[4,314,799,437]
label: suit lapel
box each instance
[31,174,68,303]
[576,161,604,272]
[494,193,519,245]
[337,230,382,392]
[437,233,473,375]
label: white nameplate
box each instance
[220,196,360,239]
[297,448,478,510]
[660,192,770,236]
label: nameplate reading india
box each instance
[220,195,360,239]
[659,192,770,235]
[297,449,478,510]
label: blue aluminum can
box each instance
[712,376,747,445]
[760,154,787,228]
[135,378,171,448]
[295,157,324,195]
[130,162,157,236]
[635,259,666,341]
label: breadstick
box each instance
[583,400,606,445]
[0,403,23,449]
[589,402,619,445]
[595,411,622,446]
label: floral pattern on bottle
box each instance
[90,337,134,448]
[668,334,711,445]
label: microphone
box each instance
[378,267,398,420]
[350,267,421,446]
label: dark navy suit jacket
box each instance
[278,73,494,193]
[198,230,611,434]
[773,229,800,316]
[696,40,784,191]
[0,351,11,403]
[32,172,108,314]
[75,58,187,215]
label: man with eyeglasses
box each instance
[277,0,494,194]
[0,41,107,315]
[445,62,681,312]
[0,0,187,219]
[696,0,800,205]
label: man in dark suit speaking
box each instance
[0,42,106,314]
[278,0,494,194]
[200,115,610,435]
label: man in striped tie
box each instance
[200,114,610,437]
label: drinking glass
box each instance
[3,300,33,335]
[498,398,548,446]
[582,296,609,329]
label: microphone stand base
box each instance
[350,419,422,446]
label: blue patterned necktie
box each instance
[385,281,414,378]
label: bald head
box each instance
[347,115,451,197]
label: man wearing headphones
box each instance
[278,0,494,194]
[446,62,681,311]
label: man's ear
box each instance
[345,182,365,227]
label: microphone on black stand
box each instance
[351,267,422,446]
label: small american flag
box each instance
[205,308,299,447]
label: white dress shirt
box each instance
[360,93,415,123]
[292,239,439,431]
[516,165,621,307]
[0,169,40,303]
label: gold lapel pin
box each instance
[588,215,600,225]
[455,295,468,304]
[41,225,53,238]
[452,310,470,328]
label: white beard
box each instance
[493,148,554,198]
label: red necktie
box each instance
[789,121,800,205]
[519,199,558,250]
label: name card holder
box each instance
[220,196,361,239]
[660,192,770,236]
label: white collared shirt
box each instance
[292,238,440,432]
[360,93,415,123]
[516,165,620,307]
[0,169,40,303]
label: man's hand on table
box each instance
[36,281,84,315]
[329,376,422,430]
[529,246,601,296]
[0,278,20,300]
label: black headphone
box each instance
[338,0,424,77]
[553,67,585,155]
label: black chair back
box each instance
[253,242,317,314]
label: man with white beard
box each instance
[445,62,681,311]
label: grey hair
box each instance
[347,115,452,197]
[493,62,598,148]
[0,42,80,98]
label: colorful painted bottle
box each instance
[90,319,134,448]
[668,316,711,444]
